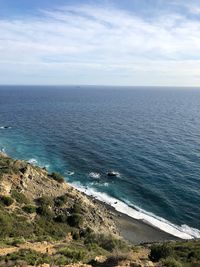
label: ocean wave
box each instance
[70,182,200,240]
[27,158,50,170]
[89,172,101,179]
[0,147,6,153]
[65,171,75,176]
[44,164,50,170]
[27,158,38,165]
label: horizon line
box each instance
[0,84,200,89]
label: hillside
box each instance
[0,152,199,267]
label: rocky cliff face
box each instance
[0,151,118,236]
[0,152,199,267]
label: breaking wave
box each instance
[28,158,38,165]
[89,172,101,179]
[70,182,200,240]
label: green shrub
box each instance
[71,203,82,214]
[187,251,199,260]
[36,205,53,218]
[172,241,200,262]
[0,209,35,239]
[34,216,70,240]
[59,248,86,262]
[84,233,128,252]
[54,194,68,206]
[50,172,64,183]
[10,216,34,238]
[22,205,36,214]
[67,213,83,227]
[0,195,14,206]
[54,214,68,223]
[0,249,51,265]
[0,211,12,238]
[9,238,25,246]
[11,190,29,204]
[36,196,54,218]
[80,227,93,238]
[72,230,80,240]
[162,257,182,267]
[37,196,53,206]
[0,157,19,175]
[54,255,70,265]
[149,244,173,262]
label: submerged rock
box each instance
[107,171,119,177]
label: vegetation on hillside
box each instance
[149,241,200,267]
[0,156,20,178]
[0,153,199,267]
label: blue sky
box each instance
[1,0,200,86]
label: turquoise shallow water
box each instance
[0,86,200,238]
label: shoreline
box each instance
[0,151,194,243]
[70,182,200,241]
[105,202,180,244]
[92,197,179,244]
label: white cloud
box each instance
[0,4,200,85]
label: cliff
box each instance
[0,152,199,267]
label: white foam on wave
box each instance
[28,158,38,165]
[44,164,50,170]
[70,182,200,240]
[0,147,5,153]
[89,172,101,179]
[27,159,50,170]
[65,171,75,176]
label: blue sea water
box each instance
[0,86,200,238]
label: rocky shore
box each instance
[0,151,176,244]
[0,152,199,267]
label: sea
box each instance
[0,86,200,239]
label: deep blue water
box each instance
[0,86,200,237]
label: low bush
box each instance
[11,190,29,204]
[72,230,80,240]
[162,257,182,267]
[36,205,53,218]
[71,203,82,214]
[67,213,83,227]
[59,248,86,262]
[34,217,70,240]
[80,227,93,238]
[54,255,70,265]
[0,209,35,239]
[54,194,68,206]
[9,238,26,246]
[0,211,13,238]
[37,196,53,206]
[22,205,36,214]
[0,195,14,206]
[170,241,200,264]
[84,233,128,252]
[0,157,19,175]
[149,244,173,262]
[10,216,34,238]
[36,196,54,219]
[51,172,64,183]
[0,249,51,265]
[54,214,68,223]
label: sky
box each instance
[0,0,200,86]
